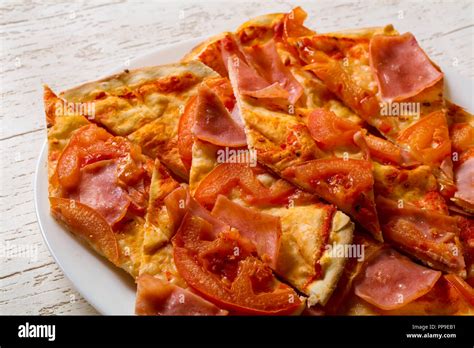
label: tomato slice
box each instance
[177,96,197,173]
[444,274,474,306]
[50,197,119,265]
[376,196,466,275]
[172,214,302,315]
[194,163,295,208]
[307,108,359,150]
[56,125,112,190]
[283,158,381,239]
[397,110,451,165]
[363,133,402,165]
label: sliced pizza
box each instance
[42,6,474,317]
[324,232,474,315]
[45,86,154,276]
[184,8,382,240]
[239,10,467,275]
[183,82,354,307]
[58,61,220,180]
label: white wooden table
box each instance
[1,0,472,315]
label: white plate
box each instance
[35,38,473,315]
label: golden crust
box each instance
[44,85,91,196]
[44,86,177,278]
[182,32,231,64]
[139,161,186,286]
[58,61,219,179]
[305,211,354,306]
[323,25,398,39]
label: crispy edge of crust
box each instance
[306,211,354,307]
[181,12,284,63]
[235,12,284,36]
[321,25,398,39]
[59,60,219,101]
[181,32,231,63]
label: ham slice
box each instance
[454,156,474,207]
[244,40,303,104]
[164,185,188,233]
[135,274,228,316]
[369,33,443,101]
[354,248,441,310]
[164,186,228,237]
[192,85,247,147]
[219,35,248,73]
[70,160,130,225]
[227,55,289,100]
[211,195,281,269]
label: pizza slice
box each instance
[255,15,469,276]
[180,81,355,307]
[132,80,305,314]
[183,8,382,240]
[45,86,155,277]
[223,51,380,241]
[302,107,466,275]
[47,84,232,314]
[303,107,467,275]
[446,102,474,280]
[324,232,474,315]
[292,25,445,139]
[58,61,219,180]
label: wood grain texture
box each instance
[0,0,472,315]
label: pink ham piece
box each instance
[244,40,304,104]
[219,35,248,73]
[164,185,188,233]
[70,160,130,225]
[165,186,228,236]
[211,195,281,269]
[227,55,289,100]
[369,33,443,101]
[354,248,442,310]
[135,274,228,316]
[454,157,474,207]
[192,85,247,147]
